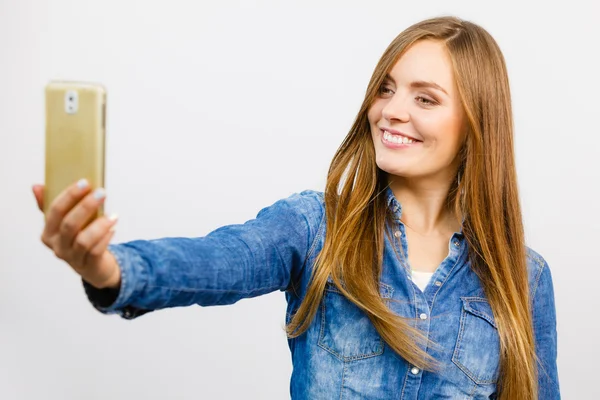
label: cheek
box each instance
[443,115,466,152]
[419,111,463,149]
[367,103,383,127]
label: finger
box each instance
[32,184,44,211]
[44,179,92,236]
[89,227,116,258]
[70,214,118,270]
[57,190,108,257]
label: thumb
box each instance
[32,184,44,211]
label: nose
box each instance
[381,92,410,123]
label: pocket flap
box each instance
[461,297,497,328]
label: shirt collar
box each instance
[385,186,402,218]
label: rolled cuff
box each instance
[82,243,151,320]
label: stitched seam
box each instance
[339,361,346,400]
[325,281,394,299]
[531,259,546,299]
[386,220,405,270]
[317,297,342,361]
[399,368,410,399]
[429,245,464,309]
[460,297,496,328]
[381,282,394,298]
[317,289,386,361]
[452,306,497,384]
[527,251,545,269]
[468,382,478,398]
[144,284,281,295]
[111,249,129,310]
[342,345,384,361]
[306,201,326,262]
[535,357,557,393]
[287,193,326,296]
[530,261,556,389]
[465,309,495,327]
[452,306,467,371]
[527,251,545,298]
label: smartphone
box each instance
[44,81,107,223]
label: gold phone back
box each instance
[44,81,106,222]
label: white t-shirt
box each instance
[411,270,434,292]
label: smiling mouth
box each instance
[381,129,422,146]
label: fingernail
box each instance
[93,188,106,200]
[108,213,119,222]
[77,179,89,189]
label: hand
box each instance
[33,179,121,290]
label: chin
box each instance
[376,162,413,180]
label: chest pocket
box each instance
[318,277,394,362]
[452,297,501,384]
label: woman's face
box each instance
[368,40,466,183]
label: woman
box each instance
[33,16,559,399]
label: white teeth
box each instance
[383,131,415,144]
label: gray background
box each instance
[1,0,598,398]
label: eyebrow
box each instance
[384,74,449,96]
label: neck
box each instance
[388,173,461,235]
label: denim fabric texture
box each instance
[83,188,560,399]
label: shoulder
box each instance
[256,189,325,230]
[267,189,324,215]
[292,190,325,216]
[525,247,555,300]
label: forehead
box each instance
[388,40,455,91]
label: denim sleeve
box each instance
[83,190,324,319]
[532,260,561,399]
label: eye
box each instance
[378,84,395,97]
[415,96,437,106]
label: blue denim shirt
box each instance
[84,188,560,399]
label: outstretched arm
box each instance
[83,190,324,319]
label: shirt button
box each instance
[394,230,402,238]
[419,313,427,320]
[434,281,442,287]
[453,241,460,247]
[411,367,420,375]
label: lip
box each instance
[379,128,422,149]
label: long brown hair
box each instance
[286,16,536,400]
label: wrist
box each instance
[101,253,122,290]
[87,252,122,290]
[103,267,122,290]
